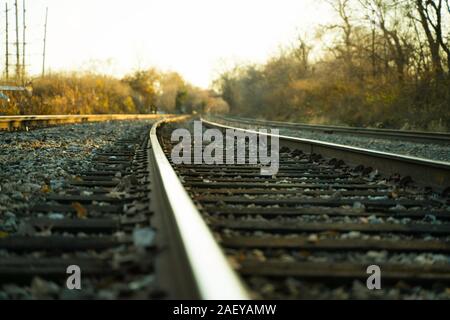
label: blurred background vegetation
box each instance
[1,0,448,132]
[0,68,229,116]
[214,0,450,131]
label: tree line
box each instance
[0,69,229,116]
[214,0,450,131]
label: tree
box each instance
[415,0,448,77]
[360,0,411,81]
[175,89,188,114]
[157,72,186,112]
[123,69,160,113]
[326,0,357,77]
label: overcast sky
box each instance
[12,0,335,88]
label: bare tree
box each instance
[325,0,356,76]
[291,36,312,75]
[360,0,410,81]
[415,0,448,77]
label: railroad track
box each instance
[157,117,450,299]
[0,115,248,299]
[2,115,450,299]
[211,115,450,145]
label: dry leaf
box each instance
[72,202,88,219]
[41,184,51,193]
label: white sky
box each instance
[10,0,335,88]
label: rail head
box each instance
[202,118,450,192]
[149,118,250,300]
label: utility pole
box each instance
[22,0,26,82]
[5,3,9,80]
[42,7,48,77]
[15,0,20,79]
[371,10,376,78]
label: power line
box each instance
[1,0,53,81]
[1,0,30,83]
[14,0,20,80]
[42,7,48,77]
[5,2,9,80]
[22,0,26,80]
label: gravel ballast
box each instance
[0,121,153,223]
[0,120,160,299]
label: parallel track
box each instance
[212,115,450,145]
[203,119,450,192]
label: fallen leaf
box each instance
[0,231,9,238]
[41,184,51,193]
[72,202,87,219]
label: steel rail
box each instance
[148,117,250,299]
[202,118,450,192]
[212,115,450,144]
[0,114,175,130]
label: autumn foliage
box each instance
[1,69,229,116]
[215,0,450,131]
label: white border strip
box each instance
[150,120,250,300]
